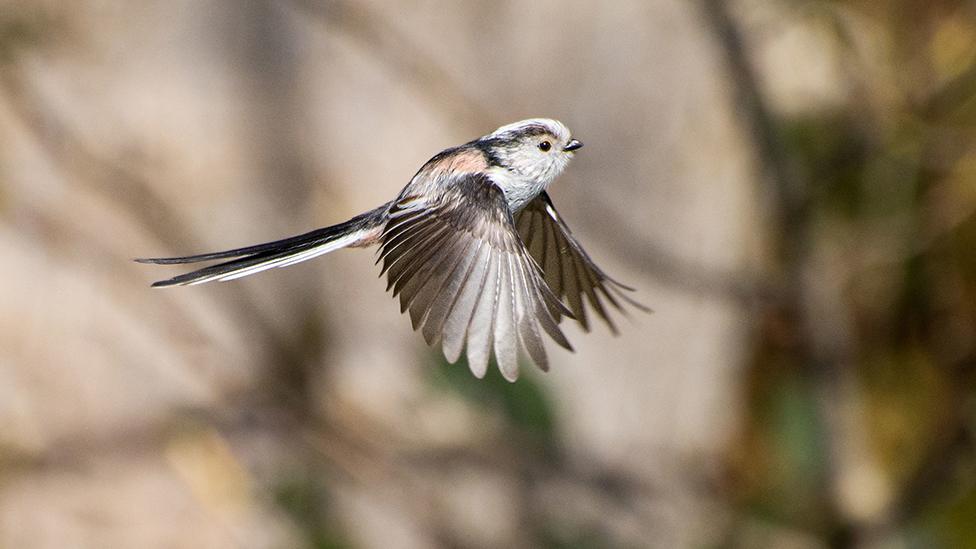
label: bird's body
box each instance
[138,119,646,381]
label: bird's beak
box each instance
[564,139,583,152]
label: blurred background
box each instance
[1,0,975,547]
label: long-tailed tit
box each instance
[138,119,647,381]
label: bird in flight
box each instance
[138,119,647,381]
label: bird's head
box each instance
[480,118,582,189]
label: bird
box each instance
[137,119,648,381]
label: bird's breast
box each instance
[487,167,547,213]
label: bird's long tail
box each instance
[136,204,390,287]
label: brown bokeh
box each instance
[1,1,974,547]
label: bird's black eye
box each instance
[538,141,552,152]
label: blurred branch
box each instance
[699,2,872,546]
[285,0,493,132]
[587,196,780,306]
[234,0,329,411]
[699,0,809,242]
[0,68,312,389]
[887,411,976,526]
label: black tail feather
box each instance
[135,225,348,265]
[137,204,389,287]
[149,244,319,287]
[135,207,386,265]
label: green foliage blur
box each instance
[728,1,976,545]
[428,353,559,455]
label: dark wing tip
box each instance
[609,281,653,314]
[630,300,654,314]
[607,278,637,292]
[136,257,192,287]
[134,256,215,265]
[149,279,180,288]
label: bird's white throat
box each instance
[488,165,556,212]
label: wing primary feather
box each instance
[379,217,442,273]
[413,237,474,342]
[559,234,587,330]
[596,281,625,311]
[378,218,433,264]
[380,204,442,250]
[542,210,564,309]
[606,283,654,313]
[391,225,453,298]
[515,208,533,238]
[386,227,453,295]
[511,251,548,371]
[442,244,490,363]
[465,250,498,379]
[493,252,519,381]
[522,210,546,279]
[531,275,574,351]
[398,239,456,323]
[422,236,480,346]
[580,266,618,335]
[516,193,652,332]
[384,220,448,278]
[387,225,453,294]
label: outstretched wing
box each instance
[515,192,649,333]
[378,174,572,381]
